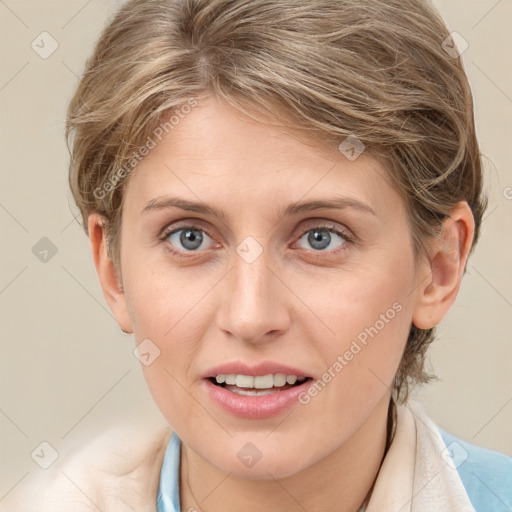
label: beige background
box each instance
[1,0,511,500]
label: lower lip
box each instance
[202,378,313,419]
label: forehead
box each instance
[124,96,404,222]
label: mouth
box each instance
[207,374,313,396]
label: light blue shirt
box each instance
[157,429,512,512]
[157,432,181,512]
[438,429,512,511]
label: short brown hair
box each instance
[66,0,487,401]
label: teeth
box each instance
[224,374,236,385]
[286,375,297,385]
[236,374,255,388]
[273,373,287,386]
[214,373,308,389]
[230,388,280,396]
[255,374,274,389]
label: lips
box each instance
[202,376,314,419]
[200,360,314,419]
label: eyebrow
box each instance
[141,195,376,219]
[284,197,376,217]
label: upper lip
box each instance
[202,361,313,379]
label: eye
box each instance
[296,226,348,252]
[165,226,214,252]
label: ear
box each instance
[88,213,133,334]
[412,201,475,330]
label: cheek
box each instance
[125,271,209,378]
[123,249,207,337]
[121,258,215,422]
[285,266,414,445]
[293,257,415,390]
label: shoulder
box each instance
[438,428,512,512]
[1,419,172,512]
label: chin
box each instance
[221,454,309,481]
[206,436,316,480]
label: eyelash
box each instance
[159,224,215,261]
[159,222,353,260]
[295,223,353,258]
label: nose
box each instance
[215,247,291,344]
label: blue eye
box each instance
[166,227,213,252]
[297,227,347,252]
[160,223,351,260]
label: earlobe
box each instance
[412,202,475,330]
[88,213,133,334]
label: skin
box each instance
[89,95,475,512]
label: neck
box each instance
[180,393,392,512]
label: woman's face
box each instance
[116,95,425,478]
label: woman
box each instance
[6,0,511,511]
